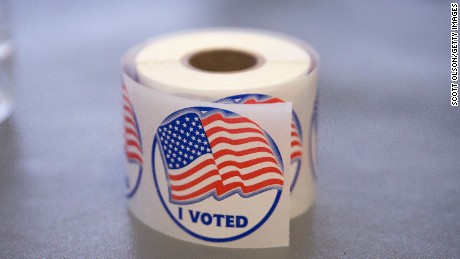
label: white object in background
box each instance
[0,0,13,124]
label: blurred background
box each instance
[1,0,458,258]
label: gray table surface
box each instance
[1,0,459,258]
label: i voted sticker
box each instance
[123,84,143,198]
[151,107,284,242]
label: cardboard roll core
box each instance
[186,49,259,72]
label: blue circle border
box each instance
[151,106,283,243]
[308,93,318,181]
[126,166,142,198]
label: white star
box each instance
[175,120,180,125]
[197,139,202,143]
[186,132,190,137]
[200,146,204,151]
[191,136,196,140]
[189,155,194,160]
[169,163,173,167]
[206,148,210,152]
[189,127,194,132]
[194,117,199,121]
[198,125,203,129]
[182,123,187,127]
[192,121,196,126]
[197,151,201,156]
[200,133,205,138]
[180,129,184,134]
[185,117,190,121]
[168,124,173,129]
[174,126,178,131]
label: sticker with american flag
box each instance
[122,84,143,198]
[156,108,284,204]
[152,106,287,243]
[216,94,303,191]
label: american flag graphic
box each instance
[157,109,284,204]
[123,84,143,165]
[218,95,303,162]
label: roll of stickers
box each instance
[122,29,319,248]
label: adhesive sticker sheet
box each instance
[121,29,319,248]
